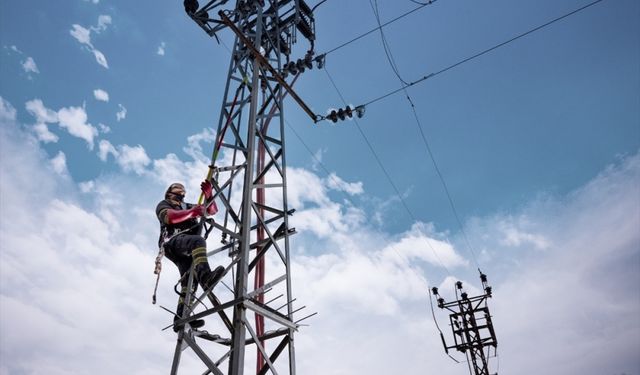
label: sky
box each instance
[0,0,639,374]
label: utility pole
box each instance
[431,272,498,375]
[169,1,320,374]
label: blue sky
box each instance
[0,0,639,374]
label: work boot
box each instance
[198,265,225,292]
[174,302,206,332]
[173,315,205,332]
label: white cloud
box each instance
[4,45,40,81]
[70,24,92,46]
[33,123,59,143]
[0,117,174,375]
[382,222,467,269]
[57,105,98,149]
[97,139,118,162]
[50,151,68,176]
[325,172,363,195]
[115,144,150,174]
[499,218,550,249]
[26,99,59,143]
[92,49,109,69]
[157,41,166,56]
[98,123,111,134]
[25,99,99,147]
[286,167,330,208]
[0,101,638,375]
[92,15,112,33]
[79,180,95,193]
[150,153,193,186]
[0,96,17,122]
[116,104,127,121]
[310,147,325,171]
[22,57,39,75]
[93,89,109,102]
[83,0,100,4]
[69,20,109,69]
[25,99,58,123]
[98,140,171,177]
[184,127,215,162]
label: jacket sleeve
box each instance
[165,205,204,224]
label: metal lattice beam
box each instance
[432,274,498,375]
[168,1,318,374]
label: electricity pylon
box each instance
[169,1,319,374]
[431,273,498,375]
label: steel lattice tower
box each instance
[168,1,318,374]
[431,273,498,375]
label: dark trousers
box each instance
[164,234,209,319]
[164,234,206,287]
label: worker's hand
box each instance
[206,200,218,216]
[192,205,206,217]
[201,180,213,200]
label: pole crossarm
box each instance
[219,11,319,123]
[431,273,498,375]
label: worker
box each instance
[156,180,224,332]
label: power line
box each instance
[311,0,328,13]
[405,95,481,268]
[361,0,607,108]
[369,0,410,86]
[324,69,412,218]
[367,0,481,268]
[321,1,438,56]
[324,66,453,276]
[286,116,454,284]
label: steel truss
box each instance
[431,274,498,375]
[167,1,317,374]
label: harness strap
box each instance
[150,223,201,304]
[152,245,164,304]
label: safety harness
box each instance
[151,201,217,304]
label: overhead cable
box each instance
[324,66,453,276]
[405,95,481,267]
[368,0,481,268]
[321,0,438,56]
[369,0,410,85]
[311,0,328,13]
[361,0,607,108]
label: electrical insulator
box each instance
[344,106,353,118]
[287,61,298,75]
[324,105,366,123]
[314,54,325,69]
[456,281,463,290]
[296,59,306,73]
[431,287,439,296]
[327,110,338,123]
[184,0,199,14]
[303,54,313,70]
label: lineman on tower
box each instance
[156,180,224,331]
